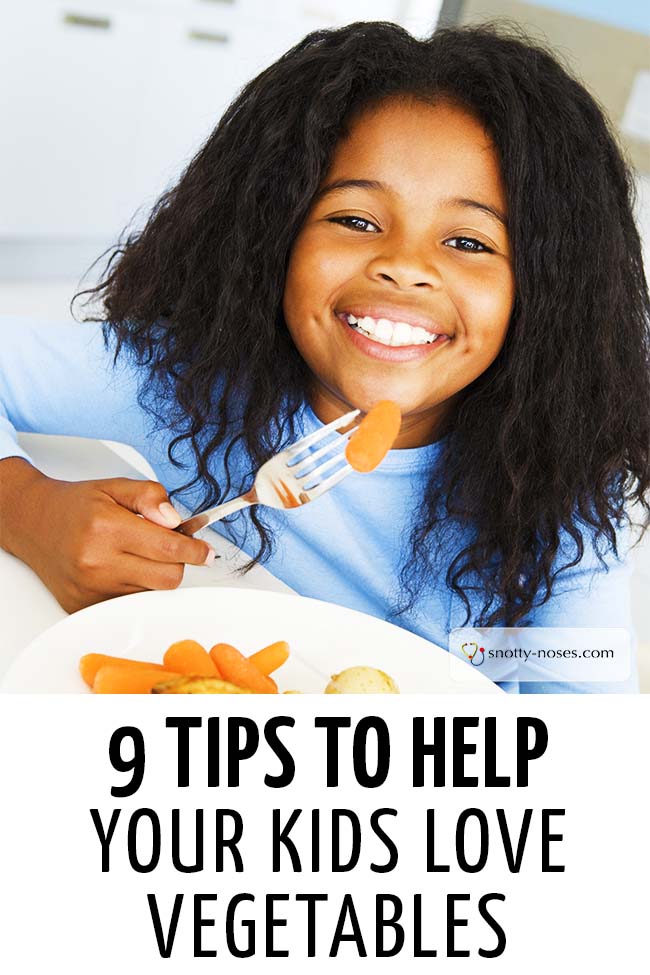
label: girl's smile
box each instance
[335,310,451,362]
[283,96,515,448]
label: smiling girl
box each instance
[0,23,648,692]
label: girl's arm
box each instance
[0,316,151,454]
[0,316,215,611]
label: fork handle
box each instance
[175,494,253,536]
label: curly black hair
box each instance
[74,20,650,627]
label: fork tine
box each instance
[283,408,360,459]
[306,462,354,499]
[291,427,355,475]
[299,446,350,485]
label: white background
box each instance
[0,695,647,972]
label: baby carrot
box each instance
[163,639,221,678]
[79,653,168,688]
[345,400,402,473]
[93,665,181,694]
[210,643,278,694]
[249,640,290,676]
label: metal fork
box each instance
[175,408,361,536]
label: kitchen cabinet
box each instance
[0,5,153,237]
[0,0,407,249]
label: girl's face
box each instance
[283,97,515,447]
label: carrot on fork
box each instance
[79,653,168,688]
[163,639,221,678]
[93,665,181,694]
[248,640,290,677]
[345,400,402,473]
[210,643,278,694]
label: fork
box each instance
[175,408,361,536]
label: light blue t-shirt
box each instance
[0,317,639,693]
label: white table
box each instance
[0,434,293,680]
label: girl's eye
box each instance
[327,215,380,233]
[445,236,492,253]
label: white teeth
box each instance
[412,326,430,343]
[345,312,441,347]
[392,322,412,346]
[375,319,393,343]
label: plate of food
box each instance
[0,587,501,694]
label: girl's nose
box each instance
[365,245,443,290]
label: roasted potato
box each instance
[324,666,400,694]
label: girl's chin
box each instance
[331,382,441,419]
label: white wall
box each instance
[0,0,442,280]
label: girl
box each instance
[1,22,648,692]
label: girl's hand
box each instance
[0,459,216,613]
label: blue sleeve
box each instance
[0,316,153,462]
[517,522,639,694]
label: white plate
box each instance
[0,587,500,694]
